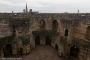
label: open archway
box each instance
[55,44,58,51]
[70,45,79,57]
[52,20,58,31]
[45,36,51,46]
[35,36,40,46]
[65,29,68,36]
[3,44,12,57]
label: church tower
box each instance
[26,3,28,13]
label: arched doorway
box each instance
[35,36,40,46]
[52,20,58,31]
[3,44,12,57]
[65,29,68,36]
[40,20,45,30]
[45,36,51,46]
[55,44,58,51]
[70,45,79,57]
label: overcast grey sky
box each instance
[0,0,90,13]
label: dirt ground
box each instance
[22,46,65,60]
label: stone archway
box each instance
[45,36,51,46]
[70,45,79,57]
[55,44,58,51]
[35,36,40,46]
[3,44,12,57]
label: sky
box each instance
[0,0,90,13]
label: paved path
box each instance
[22,46,65,60]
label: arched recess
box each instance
[55,44,58,51]
[45,36,51,46]
[52,20,58,31]
[86,26,90,40]
[35,36,40,46]
[40,19,46,30]
[3,44,12,57]
[70,45,79,57]
[65,29,68,36]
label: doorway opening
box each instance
[65,29,68,36]
[45,36,51,46]
[55,44,58,51]
[70,45,79,57]
[35,36,40,46]
[3,44,12,57]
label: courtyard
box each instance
[22,46,65,60]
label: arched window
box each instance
[52,20,58,31]
[65,29,68,36]
[40,20,45,29]
[86,26,90,40]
